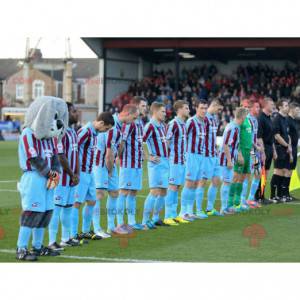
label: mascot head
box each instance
[24,96,69,139]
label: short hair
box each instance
[196,99,208,107]
[96,112,114,126]
[235,107,248,119]
[121,104,138,114]
[263,97,274,106]
[173,100,189,112]
[289,101,300,110]
[130,96,147,106]
[209,98,223,107]
[150,101,165,114]
[277,99,289,109]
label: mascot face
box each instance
[25,96,69,140]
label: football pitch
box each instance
[0,141,300,262]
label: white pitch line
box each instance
[0,249,175,263]
[0,180,17,183]
[0,189,18,193]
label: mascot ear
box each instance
[30,101,56,139]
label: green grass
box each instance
[0,141,300,262]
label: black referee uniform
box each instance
[270,112,290,201]
[256,111,275,203]
[273,112,290,170]
[287,115,299,171]
[257,111,274,171]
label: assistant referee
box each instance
[257,97,277,205]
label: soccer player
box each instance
[219,107,248,214]
[93,104,139,236]
[179,100,207,221]
[240,100,264,208]
[257,97,277,204]
[70,112,114,242]
[118,96,148,230]
[286,102,300,201]
[198,99,224,216]
[164,100,190,225]
[48,103,80,251]
[142,102,169,228]
[228,99,253,212]
[270,99,291,203]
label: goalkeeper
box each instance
[228,99,253,212]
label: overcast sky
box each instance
[0,37,97,59]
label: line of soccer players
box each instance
[16,95,299,260]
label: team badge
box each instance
[127,182,132,186]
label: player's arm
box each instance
[223,129,233,168]
[105,129,115,176]
[143,123,160,163]
[119,123,133,157]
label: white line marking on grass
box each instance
[0,180,17,183]
[0,249,175,263]
[0,189,18,193]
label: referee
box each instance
[286,102,300,201]
[257,97,277,205]
[270,99,291,203]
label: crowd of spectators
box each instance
[109,63,300,134]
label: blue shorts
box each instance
[185,153,203,181]
[148,157,169,189]
[119,167,143,190]
[18,171,54,212]
[201,156,221,180]
[221,166,234,183]
[54,185,75,206]
[169,163,186,186]
[94,166,109,190]
[74,172,96,203]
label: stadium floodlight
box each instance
[153,48,174,52]
[244,48,266,51]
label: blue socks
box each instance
[61,207,72,242]
[180,187,195,216]
[241,178,249,205]
[248,178,260,201]
[165,189,177,219]
[82,204,94,233]
[117,193,127,225]
[196,186,205,214]
[32,228,44,249]
[48,205,61,245]
[92,199,101,233]
[126,194,136,225]
[171,190,179,218]
[142,193,156,224]
[152,195,165,222]
[107,195,117,231]
[17,226,32,249]
[70,206,79,238]
[206,184,218,211]
[220,184,230,211]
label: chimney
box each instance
[23,61,32,106]
[63,59,72,103]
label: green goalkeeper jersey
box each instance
[239,116,252,150]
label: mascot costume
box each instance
[16,96,68,261]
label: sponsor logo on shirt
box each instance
[32,202,39,208]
